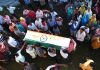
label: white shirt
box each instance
[26,46,37,58]
[45,65,56,70]
[60,49,68,59]
[56,17,63,26]
[76,30,86,42]
[77,15,82,23]
[15,50,25,63]
[69,20,79,29]
[42,23,48,31]
[7,6,16,14]
[51,11,58,20]
[35,18,42,28]
[8,37,17,48]
[36,10,43,18]
[85,28,90,34]
[57,21,62,26]
[73,21,79,29]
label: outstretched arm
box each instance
[20,41,27,51]
[55,64,68,67]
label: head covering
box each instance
[20,17,24,21]
[80,26,85,29]
[93,14,96,17]
[80,28,85,31]
[84,59,94,66]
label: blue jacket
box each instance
[24,0,30,5]
[81,14,89,26]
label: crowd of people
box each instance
[0,0,100,70]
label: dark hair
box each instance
[24,62,29,66]
[15,53,19,56]
[2,12,6,17]
[62,49,68,53]
[14,26,17,30]
[48,48,52,52]
[9,23,13,26]
[48,47,56,53]
[35,43,41,47]
[42,18,46,22]
[54,25,58,29]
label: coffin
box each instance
[24,30,76,51]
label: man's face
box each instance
[80,29,83,33]
[38,9,40,12]
[37,18,39,21]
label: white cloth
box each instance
[60,49,68,59]
[76,30,86,42]
[45,65,56,70]
[80,26,85,29]
[8,37,17,48]
[26,46,37,58]
[36,10,43,18]
[84,59,94,66]
[15,50,25,63]
[7,6,16,14]
[48,52,56,57]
